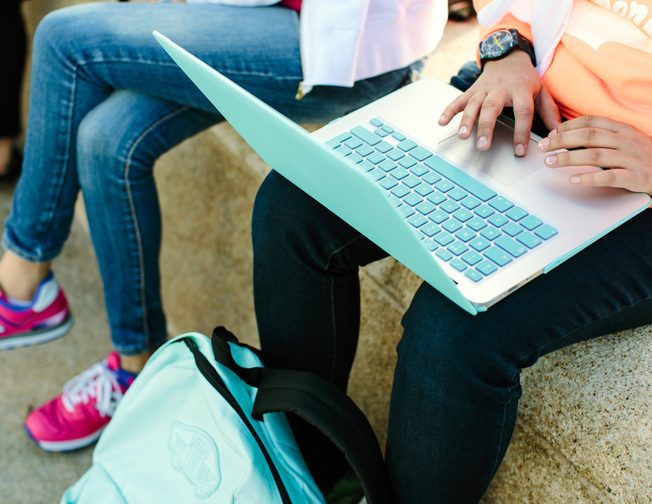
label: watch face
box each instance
[480,30,516,59]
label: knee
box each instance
[399,284,525,399]
[33,5,90,60]
[252,171,327,264]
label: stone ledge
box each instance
[155,124,652,502]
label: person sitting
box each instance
[251,0,652,500]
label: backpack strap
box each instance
[211,327,393,504]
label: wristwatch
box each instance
[479,29,536,70]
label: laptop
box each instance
[153,32,650,315]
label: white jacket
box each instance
[185,0,448,94]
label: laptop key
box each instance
[408,214,428,228]
[476,260,498,276]
[435,232,455,246]
[474,205,495,218]
[334,145,352,157]
[465,269,483,282]
[421,222,441,237]
[495,236,528,257]
[403,175,421,189]
[443,219,463,233]
[369,118,383,127]
[480,226,501,241]
[467,217,487,232]
[502,222,524,237]
[375,128,390,137]
[399,156,417,169]
[397,139,418,152]
[423,172,442,185]
[351,126,382,146]
[344,137,363,149]
[376,141,392,153]
[429,210,449,224]
[450,259,468,272]
[436,248,453,261]
[391,168,409,180]
[410,146,433,162]
[488,214,509,228]
[391,185,410,198]
[381,125,394,134]
[387,148,405,161]
[452,209,473,223]
[441,201,461,214]
[455,228,476,243]
[461,251,483,266]
[359,160,375,172]
[448,241,469,256]
[520,215,543,231]
[535,224,558,240]
[470,237,491,252]
[392,132,406,141]
[416,201,436,215]
[435,180,455,193]
[506,206,528,221]
[380,177,398,190]
[484,247,513,267]
[427,191,447,205]
[488,196,514,212]
[379,160,397,172]
[461,196,481,210]
[424,156,497,202]
[404,193,424,207]
[425,240,438,252]
[448,188,468,201]
[415,183,434,197]
[356,144,374,157]
[367,152,385,164]
[327,132,352,147]
[348,153,363,165]
[410,164,429,177]
[516,232,542,249]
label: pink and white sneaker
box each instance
[0,271,72,351]
[25,352,137,452]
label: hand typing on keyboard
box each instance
[538,115,652,194]
[438,51,561,158]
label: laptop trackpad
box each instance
[437,122,543,186]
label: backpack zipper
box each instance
[183,338,292,504]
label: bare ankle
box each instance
[0,252,51,301]
[120,351,151,374]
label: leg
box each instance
[387,209,652,502]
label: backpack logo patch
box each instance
[170,421,221,498]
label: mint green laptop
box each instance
[153,32,650,316]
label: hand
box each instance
[439,50,561,157]
[538,115,652,194]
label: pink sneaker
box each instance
[25,352,136,452]
[0,271,72,351]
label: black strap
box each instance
[211,327,393,504]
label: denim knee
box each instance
[399,283,526,403]
[32,5,92,63]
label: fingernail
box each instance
[477,136,488,149]
[515,144,525,157]
[570,176,580,184]
[539,137,549,150]
[545,155,557,166]
[549,128,558,136]
[458,126,468,137]
[439,113,447,124]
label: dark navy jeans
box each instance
[251,66,652,502]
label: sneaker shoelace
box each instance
[62,362,123,417]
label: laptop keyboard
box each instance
[326,117,558,283]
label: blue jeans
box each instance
[2,2,415,354]
[251,98,652,501]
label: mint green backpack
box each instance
[61,327,391,503]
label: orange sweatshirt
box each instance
[473,0,652,137]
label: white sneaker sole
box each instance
[0,315,73,351]
[29,426,105,452]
